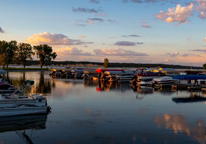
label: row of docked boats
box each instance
[0,69,50,117]
[49,67,166,82]
[133,70,206,92]
[50,67,206,91]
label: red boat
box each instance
[97,69,124,81]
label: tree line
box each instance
[0,40,57,68]
[20,60,202,69]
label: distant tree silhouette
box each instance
[0,40,18,68]
[0,41,9,68]
[15,43,34,68]
[33,44,57,68]
[103,58,109,68]
[0,53,6,68]
[203,63,206,69]
[5,41,18,68]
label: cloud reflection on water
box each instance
[154,114,206,144]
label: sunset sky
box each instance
[0,0,206,66]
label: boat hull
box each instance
[0,107,48,117]
[0,96,48,117]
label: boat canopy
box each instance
[123,71,135,74]
[24,80,34,85]
[0,70,6,74]
[71,70,84,73]
[104,71,123,75]
[96,69,124,73]
[173,75,206,80]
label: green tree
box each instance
[15,43,34,68]
[203,63,206,69]
[33,44,57,68]
[103,58,109,68]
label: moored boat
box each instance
[153,76,177,84]
[116,71,135,81]
[0,80,50,117]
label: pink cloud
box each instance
[165,52,179,57]
[198,12,206,19]
[26,32,93,45]
[96,13,107,17]
[142,24,151,28]
[26,32,79,45]
[55,47,93,56]
[79,35,85,38]
[93,48,148,56]
[86,21,93,24]
[156,0,206,24]
[156,3,194,24]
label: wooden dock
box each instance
[172,84,191,90]
[188,85,206,91]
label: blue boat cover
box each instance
[173,75,206,80]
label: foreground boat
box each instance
[0,80,50,117]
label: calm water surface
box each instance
[0,71,206,144]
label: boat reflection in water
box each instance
[172,92,206,103]
[95,81,131,92]
[0,113,49,144]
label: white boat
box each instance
[0,80,50,117]
[116,71,135,81]
[153,76,177,84]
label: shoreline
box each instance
[4,69,50,72]
[1,68,50,72]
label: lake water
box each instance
[0,71,206,144]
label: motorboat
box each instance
[0,82,10,90]
[153,76,177,84]
[136,68,159,77]
[104,71,121,81]
[116,71,135,81]
[96,68,124,81]
[71,69,84,78]
[0,80,50,117]
[83,70,99,80]
[136,77,154,86]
